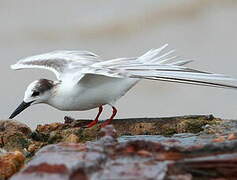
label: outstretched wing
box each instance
[77,44,237,89]
[11,50,100,79]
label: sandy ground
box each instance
[1,0,237,128]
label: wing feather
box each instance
[78,45,237,89]
[11,50,100,79]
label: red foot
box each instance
[100,106,117,128]
[85,106,103,128]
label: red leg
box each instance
[85,106,103,128]
[101,106,117,128]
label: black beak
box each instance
[9,101,33,119]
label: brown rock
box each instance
[23,163,69,174]
[15,115,222,156]
[36,122,63,133]
[27,144,37,153]
[35,115,220,139]
[0,151,25,179]
[0,120,31,136]
[0,120,32,152]
[63,134,80,143]
[27,142,44,154]
[1,115,235,172]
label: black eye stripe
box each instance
[32,91,40,97]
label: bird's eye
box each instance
[32,91,40,97]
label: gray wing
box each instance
[11,50,101,80]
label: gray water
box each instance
[1,0,237,129]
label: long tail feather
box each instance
[92,45,237,90]
[128,69,237,89]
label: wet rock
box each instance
[11,125,237,180]
[0,151,25,179]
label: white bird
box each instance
[9,44,237,128]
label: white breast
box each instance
[48,75,139,111]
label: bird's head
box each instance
[9,79,55,119]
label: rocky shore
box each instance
[1,115,237,179]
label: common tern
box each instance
[9,44,237,127]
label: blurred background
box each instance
[1,0,237,128]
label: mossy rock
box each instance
[112,115,222,136]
